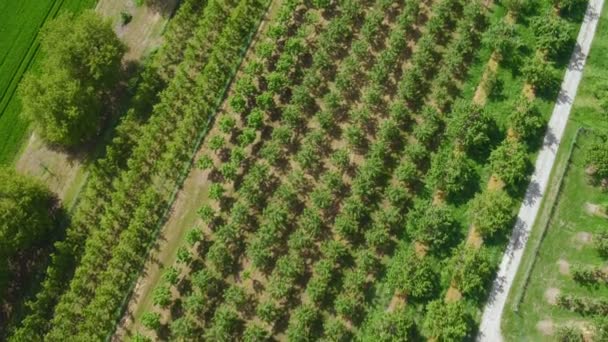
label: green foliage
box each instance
[129,332,152,342]
[0,168,55,257]
[469,189,514,238]
[595,232,608,258]
[19,11,125,146]
[185,227,203,246]
[322,317,351,341]
[140,311,161,331]
[427,148,476,197]
[450,245,495,297]
[502,0,531,15]
[286,304,321,341]
[197,155,214,170]
[387,246,438,299]
[483,21,520,58]
[170,316,196,340]
[447,100,492,152]
[594,315,608,342]
[362,307,418,341]
[243,323,270,342]
[509,97,544,140]
[423,300,472,341]
[120,11,133,25]
[152,285,171,308]
[585,133,608,180]
[162,266,180,285]
[555,325,584,342]
[406,202,459,251]
[490,139,529,186]
[522,54,557,92]
[531,14,572,58]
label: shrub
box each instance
[555,325,584,342]
[450,245,495,297]
[423,300,472,341]
[140,312,161,331]
[585,134,608,181]
[447,100,492,152]
[509,96,543,140]
[522,54,557,92]
[469,189,514,238]
[406,201,459,252]
[489,139,529,186]
[426,148,476,197]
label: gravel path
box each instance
[477,1,605,340]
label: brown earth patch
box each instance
[557,259,570,275]
[414,241,429,257]
[545,287,560,305]
[432,189,446,205]
[523,83,536,101]
[466,226,484,248]
[575,232,593,246]
[445,285,462,303]
[386,293,407,313]
[584,202,608,218]
[488,174,505,190]
[472,52,499,106]
[14,133,84,203]
[537,319,555,336]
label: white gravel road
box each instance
[477,1,605,341]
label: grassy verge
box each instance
[0,0,96,165]
[502,2,608,339]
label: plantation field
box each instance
[118,0,589,340]
[2,0,591,340]
[503,3,608,339]
[0,0,96,165]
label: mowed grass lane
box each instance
[0,0,96,165]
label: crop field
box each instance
[1,0,592,341]
[0,0,95,165]
[504,4,608,340]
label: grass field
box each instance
[0,0,96,165]
[503,2,608,339]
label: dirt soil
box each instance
[15,133,84,203]
[536,319,554,336]
[557,259,570,275]
[544,287,560,305]
[96,0,178,61]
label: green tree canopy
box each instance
[450,245,495,297]
[490,139,529,186]
[447,100,493,152]
[427,148,476,197]
[423,300,472,341]
[469,189,514,238]
[509,96,544,140]
[20,10,126,146]
[0,168,55,257]
[406,202,459,252]
[531,14,572,58]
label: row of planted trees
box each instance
[9,0,271,340]
[410,0,585,340]
[136,0,500,340]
